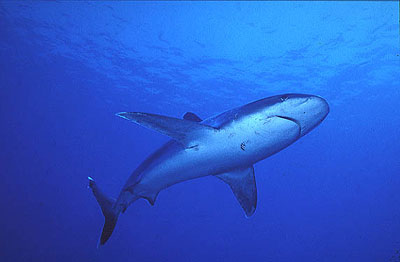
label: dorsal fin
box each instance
[215,166,257,217]
[116,112,216,146]
[183,112,202,122]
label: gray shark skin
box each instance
[89,94,329,245]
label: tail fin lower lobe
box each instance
[88,177,119,246]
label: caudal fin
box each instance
[88,177,119,245]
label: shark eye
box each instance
[280,96,288,102]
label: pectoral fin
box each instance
[215,166,257,217]
[116,112,216,146]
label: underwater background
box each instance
[1,1,399,261]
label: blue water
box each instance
[1,1,400,261]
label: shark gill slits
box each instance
[240,142,246,151]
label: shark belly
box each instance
[132,114,301,199]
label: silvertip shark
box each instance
[89,94,329,245]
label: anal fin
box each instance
[215,166,257,217]
[143,192,159,206]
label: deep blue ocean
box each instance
[1,1,400,261]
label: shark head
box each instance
[262,94,329,136]
[208,93,329,136]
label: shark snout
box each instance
[298,95,329,136]
[274,94,329,137]
[313,95,330,120]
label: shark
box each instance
[89,93,329,245]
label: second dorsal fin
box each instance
[116,112,216,146]
[183,112,202,122]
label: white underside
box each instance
[133,113,300,198]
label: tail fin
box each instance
[88,177,119,246]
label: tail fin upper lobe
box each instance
[88,177,119,245]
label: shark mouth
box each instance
[275,115,303,136]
